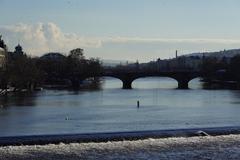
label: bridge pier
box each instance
[122,79,133,89]
[177,79,189,89]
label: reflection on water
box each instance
[0,92,37,107]
[0,78,240,136]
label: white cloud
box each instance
[103,37,240,44]
[1,22,240,58]
[0,22,101,56]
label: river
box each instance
[0,77,240,137]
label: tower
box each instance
[14,44,24,55]
[176,50,178,59]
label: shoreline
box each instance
[1,126,240,146]
[1,134,240,159]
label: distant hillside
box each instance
[102,48,240,67]
[186,49,240,58]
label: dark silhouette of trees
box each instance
[0,38,103,92]
[6,55,43,91]
[65,49,102,88]
[37,54,68,86]
[68,48,85,60]
[37,48,102,89]
[0,36,8,90]
[229,55,240,81]
[201,55,240,86]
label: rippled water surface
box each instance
[0,78,240,136]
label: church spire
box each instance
[14,43,24,55]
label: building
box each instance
[0,48,5,68]
[40,52,66,60]
[7,44,27,61]
[13,44,24,56]
[0,36,6,68]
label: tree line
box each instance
[201,55,240,86]
[0,38,102,92]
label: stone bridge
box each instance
[100,70,203,89]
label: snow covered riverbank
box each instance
[1,134,240,160]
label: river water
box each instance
[0,78,240,137]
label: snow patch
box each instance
[1,134,240,159]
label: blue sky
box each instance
[1,0,240,62]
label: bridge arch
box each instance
[132,77,178,89]
[168,74,203,89]
[188,77,204,89]
[100,76,123,89]
[101,75,202,89]
[119,75,195,90]
[100,73,137,89]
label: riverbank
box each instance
[1,134,240,160]
[0,126,240,146]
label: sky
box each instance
[1,0,240,62]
